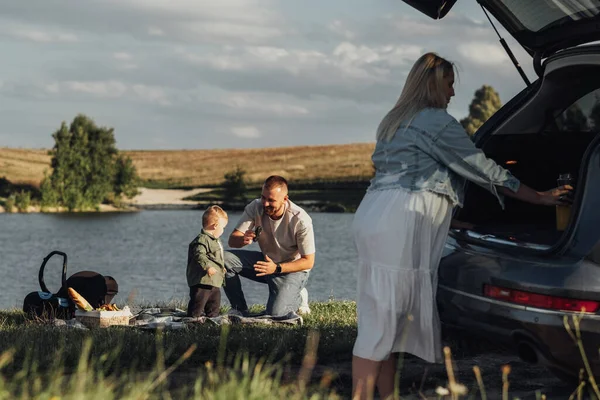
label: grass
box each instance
[0,332,341,399]
[0,302,357,375]
[0,143,376,188]
[0,302,353,399]
[0,302,598,398]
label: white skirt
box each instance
[352,188,452,363]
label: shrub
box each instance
[14,190,31,212]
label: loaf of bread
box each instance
[68,287,93,311]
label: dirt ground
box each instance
[169,330,580,399]
[126,187,212,206]
[315,352,574,399]
[291,327,580,399]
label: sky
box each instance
[0,0,538,150]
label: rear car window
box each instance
[499,0,600,32]
[555,88,600,132]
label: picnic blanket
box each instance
[49,307,303,330]
[131,308,304,330]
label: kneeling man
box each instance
[224,175,315,317]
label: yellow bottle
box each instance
[556,205,571,231]
[556,173,574,231]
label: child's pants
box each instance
[187,284,221,317]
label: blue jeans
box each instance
[223,250,309,317]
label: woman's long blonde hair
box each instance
[376,52,456,142]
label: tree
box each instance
[559,104,588,131]
[589,96,600,130]
[460,85,502,136]
[223,166,248,203]
[114,155,140,199]
[41,114,139,211]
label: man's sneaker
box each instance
[227,308,248,317]
[298,287,311,315]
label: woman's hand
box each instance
[537,185,573,206]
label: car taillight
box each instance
[483,284,599,313]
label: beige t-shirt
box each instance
[235,199,316,264]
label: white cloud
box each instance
[381,14,443,37]
[333,42,422,68]
[117,63,139,71]
[0,1,540,150]
[181,21,282,43]
[37,80,170,106]
[131,84,170,106]
[44,82,60,94]
[113,52,138,70]
[184,42,422,86]
[328,20,355,40]
[147,27,165,36]
[457,42,509,66]
[113,52,133,61]
[231,126,261,138]
[222,94,309,116]
[2,25,78,43]
[63,80,128,98]
[0,0,286,45]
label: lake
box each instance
[0,210,358,310]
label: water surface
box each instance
[0,211,357,309]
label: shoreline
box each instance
[0,187,212,214]
[0,187,354,214]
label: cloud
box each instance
[112,52,139,70]
[221,94,309,117]
[0,23,78,43]
[328,20,355,40]
[113,52,133,61]
[62,80,128,98]
[147,27,165,36]
[131,84,170,106]
[180,41,422,103]
[0,0,287,45]
[4,80,171,106]
[457,42,509,66]
[0,1,540,150]
[231,126,261,138]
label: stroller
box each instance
[23,251,118,319]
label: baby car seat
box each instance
[22,251,118,319]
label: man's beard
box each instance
[264,204,282,216]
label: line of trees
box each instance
[8,83,597,213]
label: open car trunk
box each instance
[455,131,595,248]
[452,46,600,251]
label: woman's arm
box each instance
[498,184,572,206]
[419,117,571,207]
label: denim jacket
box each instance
[368,108,520,208]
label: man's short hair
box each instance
[202,205,228,228]
[264,175,288,192]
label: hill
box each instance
[0,143,376,188]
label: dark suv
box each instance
[402,0,600,381]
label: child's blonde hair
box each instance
[202,205,228,228]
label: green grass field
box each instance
[0,302,356,399]
[0,301,595,398]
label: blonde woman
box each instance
[351,53,572,399]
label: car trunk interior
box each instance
[453,52,600,249]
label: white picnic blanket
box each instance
[50,308,303,330]
[131,308,304,330]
